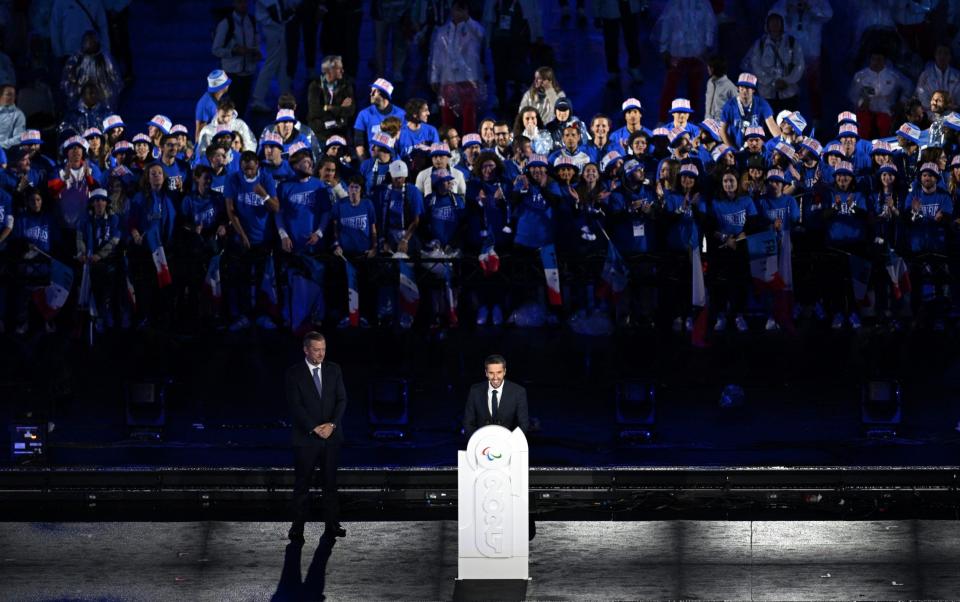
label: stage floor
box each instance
[1,520,958,601]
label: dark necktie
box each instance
[313,366,323,398]
[491,389,499,419]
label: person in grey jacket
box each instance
[0,85,25,150]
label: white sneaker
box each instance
[684,317,693,332]
[765,317,779,331]
[831,313,844,330]
[734,315,748,332]
[714,314,727,331]
[476,306,489,326]
[849,313,862,330]
[491,305,503,326]
[672,317,683,333]
[229,316,251,331]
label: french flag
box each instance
[32,258,74,320]
[690,246,710,348]
[746,230,786,291]
[478,244,500,277]
[540,244,562,306]
[123,254,137,311]
[885,251,911,301]
[258,254,280,316]
[397,259,419,321]
[443,264,458,327]
[344,257,360,327]
[598,241,628,303]
[849,254,873,308]
[145,229,172,288]
[203,253,222,305]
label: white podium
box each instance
[457,425,529,581]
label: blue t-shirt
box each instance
[278,177,334,251]
[224,169,278,245]
[159,158,191,198]
[333,198,377,255]
[757,194,800,232]
[464,177,513,250]
[825,187,867,245]
[397,123,440,157]
[181,191,225,231]
[263,160,296,186]
[196,92,219,126]
[663,192,705,251]
[711,195,757,237]
[359,158,392,196]
[14,209,58,253]
[514,182,559,249]
[353,103,406,146]
[720,95,774,148]
[424,192,465,247]
[81,212,120,255]
[904,187,953,253]
[129,190,176,243]
[377,184,424,237]
[609,125,653,153]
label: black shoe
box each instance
[288,521,305,544]
[324,522,347,538]
[528,520,536,541]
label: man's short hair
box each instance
[240,150,259,164]
[217,96,236,112]
[278,92,297,110]
[303,331,326,347]
[484,354,507,369]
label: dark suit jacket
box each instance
[463,380,529,438]
[307,76,356,142]
[286,360,348,447]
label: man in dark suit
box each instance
[286,331,348,543]
[463,354,529,438]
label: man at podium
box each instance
[463,354,529,439]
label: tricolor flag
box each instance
[258,254,280,316]
[203,253,222,305]
[849,254,873,308]
[689,246,710,348]
[598,241,628,303]
[344,257,360,327]
[145,229,172,288]
[32,258,74,320]
[123,254,137,311]
[443,264,458,327]
[746,230,786,291]
[397,259,419,322]
[289,254,326,335]
[885,251,911,301]
[540,244,562,306]
[478,244,500,277]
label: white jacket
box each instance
[705,75,737,121]
[196,111,256,156]
[914,62,960,111]
[653,0,716,58]
[770,0,833,59]
[415,165,467,197]
[0,104,26,150]
[742,33,805,100]
[848,65,912,114]
[429,18,485,85]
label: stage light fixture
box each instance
[125,379,170,440]
[9,423,45,463]
[861,380,901,438]
[614,379,656,443]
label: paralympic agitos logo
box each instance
[481,446,502,462]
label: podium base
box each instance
[453,579,528,601]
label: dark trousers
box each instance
[292,442,341,527]
[107,7,133,78]
[287,0,321,78]
[602,8,641,74]
[226,73,254,118]
[321,6,363,77]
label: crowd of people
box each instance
[1,0,960,338]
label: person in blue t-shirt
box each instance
[260,132,296,185]
[353,78,405,159]
[608,159,656,257]
[223,151,281,331]
[278,149,333,254]
[719,73,779,150]
[397,98,440,158]
[128,162,177,327]
[10,188,61,334]
[756,169,800,331]
[422,169,465,251]
[376,160,424,256]
[706,168,758,333]
[359,133,395,198]
[823,161,868,329]
[903,162,954,328]
[332,176,378,326]
[77,188,121,331]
